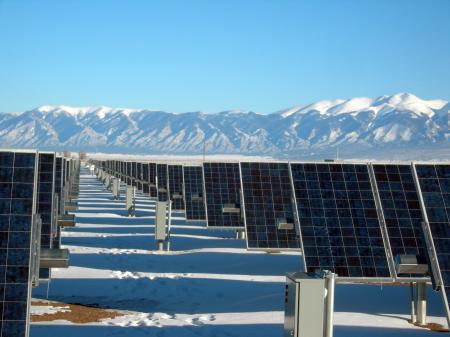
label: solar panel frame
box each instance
[183,165,206,221]
[412,162,450,325]
[240,161,302,251]
[290,161,393,282]
[202,162,245,229]
[168,165,185,210]
[0,149,39,337]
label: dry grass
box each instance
[407,319,449,333]
[31,300,124,323]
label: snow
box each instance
[31,305,71,316]
[30,169,448,337]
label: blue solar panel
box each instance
[157,164,168,202]
[168,165,185,210]
[414,164,450,322]
[203,162,244,228]
[52,156,63,249]
[291,163,391,278]
[0,150,38,336]
[183,166,206,221]
[37,152,56,279]
[241,162,301,250]
[372,164,427,279]
[148,163,157,198]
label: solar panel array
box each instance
[241,162,301,250]
[291,163,390,278]
[168,165,185,210]
[414,164,450,320]
[372,164,427,279]
[203,162,244,228]
[0,150,38,337]
[93,157,450,324]
[183,166,206,221]
[157,164,168,202]
[37,153,56,279]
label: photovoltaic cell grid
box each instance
[142,163,149,194]
[148,163,157,198]
[132,162,137,186]
[157,164,168,202]
[0,151,37,336]
[203,162,244,228]
[291,163,391,278]
[241,162,301,250]
[372,164,427,278]
[53,157,63,249]
[168,165,185,210]
[37,153,55,279]
[183,166,206,221]
[126,162,132,185]
[414,164,450,320]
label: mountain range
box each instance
[0,93,448,159]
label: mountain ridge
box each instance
[0,93,448,159]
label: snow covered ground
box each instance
[30,170,448,336]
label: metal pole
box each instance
[158,241,164,251]
[410,282,417,324]
[166,200,172,252]
[416,282,427,326]
[239,229,246,240]
[325,271,335,337]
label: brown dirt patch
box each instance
[31,300,124,323]
[408,320,449,333]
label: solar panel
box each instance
[37,152,56,279]
[54,156,63,210]
[183,166,206,221]
[203,162,244,228]
[371,164,427,280]
[290,162,391,279]
[240,162,301,250]
[156,164,168,202]
[148,163,157,198]
[168,165,185,210]
[0,150,39,336]
[126,162,132,185]
[132,162,138,187]
[413,164,450,322]
[142,163,149,194]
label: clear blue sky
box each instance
[1,0,449,113]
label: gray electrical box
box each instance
[284,272,330,337]
[155,201,168,241]
[112,178,121,200]
[126,186,135,216]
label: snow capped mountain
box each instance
[0,93,448,159]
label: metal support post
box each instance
[416,282,427,326]
[166,200,172,252]
[112,178,121,200]
[325,271,335,337]
[410,282,417,324]
[126,185,135,217]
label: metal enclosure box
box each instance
[112,178,121,199]
[395,254,428,275]
[284,272,326,337]
[126,186,134,212]
[155,201,168,241]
